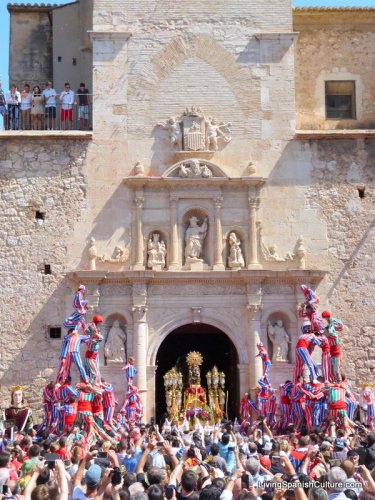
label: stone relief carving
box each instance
[184,216,208,263]
[227,232,245,269]
[87,237,98,270]
[267,320,291,363]
[157,106,231,152]
[104,320,127,362]
[178,159,213,178]
[147,233,167,269]
[99,245,130,264]
[259,226,307,267]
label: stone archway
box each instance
[154,323,239,422]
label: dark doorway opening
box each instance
[155,324,239,422]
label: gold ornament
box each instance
[186,351,203,367]
[9,385,25,392]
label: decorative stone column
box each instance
[132,304,148,399]
[238,363,250,400]
[247,194,262,269]
[134,193,145,270]
[169,195,179,270]
[247,303,263,389]
[213,196,225,271]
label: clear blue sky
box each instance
[1,0,375,90]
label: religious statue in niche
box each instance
[185,216,208,262]
[227,232,245,269]
[179,159,213,178]
[157,106,231,152]
[147,233,167,269]
[104,320,127,363]
[267,320,291,363]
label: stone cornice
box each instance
[68,269,327,287]
[295,130,375,140]
[124,176,266,189]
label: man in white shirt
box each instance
[42,81,57,130]
[60,82,75,130]
[20,83,32,130]
[5,84,20,130]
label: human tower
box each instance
[240,284,375,432]
[40,285,143,443]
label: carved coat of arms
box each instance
[157,106,231,152]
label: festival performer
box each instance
[257,377,271,418]
[341,374,358,421]
[102,380,118,427]
[256,342,271,384]
[41,382,58,433]
[294,322,322,383]
[303,379,324,430]
[56,328,90,383]
[266,387,277,427]
[240,393,251,420]
[299,284,325,334]
[361,386,375,430]
[4,386,33,438]
[122,356,137,384]
[290,376,315,431]
[120,383,143,424]
[279,380,293,431]
[63,284,88,331]
[55,376,79,433]
[84,315,104,385]
[325,382,350,428]
[322,310,343,383]
[318,334,331,383]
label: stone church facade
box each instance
[1,1,375,419]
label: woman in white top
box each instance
[20,83,32,130]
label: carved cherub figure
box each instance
[157,117,182,149]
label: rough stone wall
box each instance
[307,139,375,387]
[0,139,89,415]
[294,10,375,130]
[8,8,53,90]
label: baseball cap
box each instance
[85,464,102,487]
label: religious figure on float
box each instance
[4,386,33,438]
[185,216,208,261]
[267,320,291,362]
[105,320,127,363]
[183,351,211,425]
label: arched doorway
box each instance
[155,324,239,422]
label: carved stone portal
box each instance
[157,106,231,152]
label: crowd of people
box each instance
[0,284,375,500]
[0,80,91,131]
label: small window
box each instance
[325,81,356,119]
[49,326,62,339]
[44,264,52,275]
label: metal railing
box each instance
[0,100,93,131]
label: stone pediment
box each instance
[162,159,228,179]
